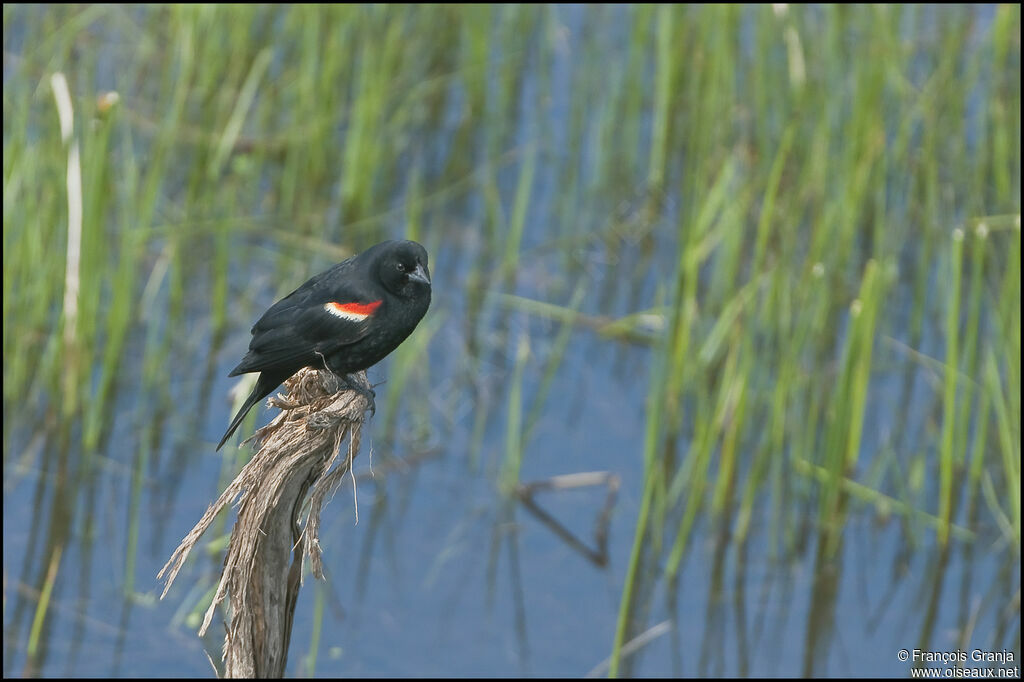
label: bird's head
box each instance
[377,240,431,299]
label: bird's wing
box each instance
[229,265,383,376]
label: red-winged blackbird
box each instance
[217,240,431,450]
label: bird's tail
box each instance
[216,372,284,451]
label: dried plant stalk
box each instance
[158,368,371,678]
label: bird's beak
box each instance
[409,263,431,285]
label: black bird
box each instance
[217,239,431,450]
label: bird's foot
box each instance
[339,374,376,416]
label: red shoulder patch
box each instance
[324,300,382,321]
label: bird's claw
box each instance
[339,374,376,416]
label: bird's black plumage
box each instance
[217,240,431,450]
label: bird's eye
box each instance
[396,262,407,272]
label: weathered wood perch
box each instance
[158,367,372,678]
